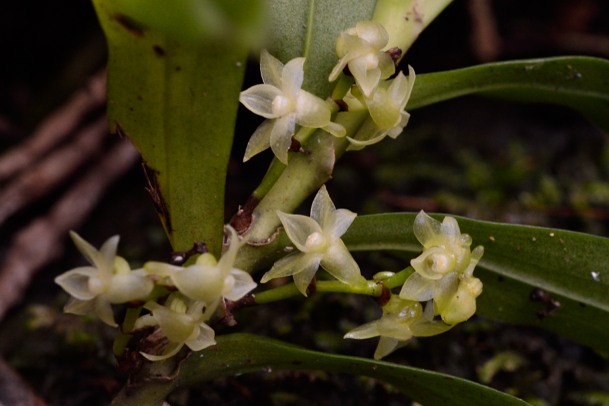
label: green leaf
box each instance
[179,334,527,405]
[409,57,609,131]
[93,0,260,254]
[343,213,609,353]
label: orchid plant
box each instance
[53,0,609,404]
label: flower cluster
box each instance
[239,21,415,164]
[329,21,415,149]
[55,227,256,361]
[345,211,484,359]
[260,185,366,295]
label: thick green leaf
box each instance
[409,57,609,131]
[93,0,260,254]
[343,213,609,353]
[178,334,527,405]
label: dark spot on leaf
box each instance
[142,162,172,233]
[497,276,504,282]
[114,14,145,37]
[175,66,182,72]
[153,45,165,57]
[292,360,302,365]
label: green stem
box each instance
[373,0,454,56]
[254,267,414,304]
[113,306,143,356]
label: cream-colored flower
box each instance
[344,296,452,359]
[261,185,365,296]
[399,211,484,324]
[134,293,216,361]
[329,21,396,97]
[346,67,415,150]
[240,50,345,164]
[145,227,256,314]
[55,232,153,327]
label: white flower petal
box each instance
[310,185,335,227]
[172,265,225,303]
[55,267,99,300]
[320,241,363,287]
[223,269,257,301]
[281,57,305,99]
[373,336,400,360]
[106,272,153,303]
[292,259,322,296]
[94,297,117,327]
[344,320,380,339]
[239,84,284,118]
[186,322,216,351]
[295,91,331,128]
[355,21,388,49]
[413,210,442,248]
[261,252,321,283]
[243,119,274,162]
[260,49,283,88]
[278,211,323,251]
[269,114,295,164]
[399,273,436,301]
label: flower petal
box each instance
[223,269,257,301]
[399,273,437,301]
[295,91,331,128]
[281,57,305,99]
[106,272,154,303]
[55,267,99,300]
[243,119,274,162]
[344,320,380,339]
[310,185,335,226]
[278,211,323,251]
[239,84,284,118]
[260,49,283,88]
[413,210,442,247]
[320,240,363,287]
[373,336,400,360]
[269,114,295,164]
[261,252,320,283]
[186,322,216,351]
[94,297,117,327]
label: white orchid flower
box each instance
[399,211,484,324]
[144,226,256,314]
[134,293,216,361]
[344,296,452,359]
[346,67,416,150]
[329,21,396,97]
[240,50,345,164]
[261,185,365,296]
[55,231,154,327]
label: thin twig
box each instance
[0,71,106,182]
[0,116,108,226]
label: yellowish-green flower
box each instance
[55,232,154,327]
[261,185,365,296]
[240,50,345,164]
[145,227,256,314]
[346,66,415,150]
[328,21,396,97]
[134,293,216,361]
[344,295,452,359]
[399,211,484,324]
